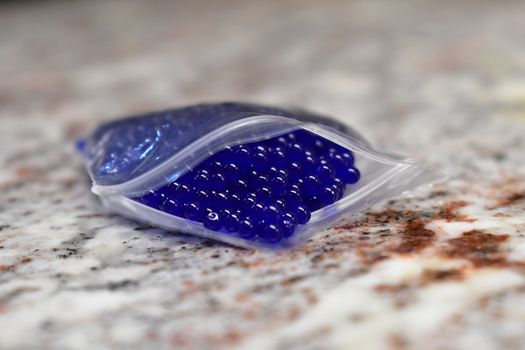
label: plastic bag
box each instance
[78,102,443,249]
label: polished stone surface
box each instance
[1,0,525,349]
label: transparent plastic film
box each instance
[79,103,443,250]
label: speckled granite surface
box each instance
[1,0,525,349]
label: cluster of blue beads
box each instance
[134,129,360,244]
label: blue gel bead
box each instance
[288,162,303,181]
[253,152,269,172]
[224,213,240,232]
[261,224,283,243]
[342,152,354,166]
[203,212,222,230]
[280,219,296,238]
[288,143,305,162]
[234,146,251,166]
[256,187,272,203]
[342,167,360,184]
[328,152,348,168]
[269,148,287,167]
[211,191,229,209]
[253,144,267,156]
[263,205,282,222]
[162,198,183,216]
[216,146,233,162]
[287,132,297,142]
[223,163,240,181]
[139,189,163,208]
[244,195,257,208]
[167,181,181,194]
[210,173,227,191]
[319,187,337,206]
[209,160,224,173]
[229,193,242,208]
[230,179,248,194]
[285,189,302,206]
[274,199,287,212]
[194,189,209,205]
[274,136,289,148]
[250,202,265,219]
[316,164,336,182]
[239,218,256,239]
[283,211,298,226]
[304,175,322,195]
[295,205,311,224]
[269,176,286,196]
[193,172,210,190]
[184,202,203,221]
[254,174,269,188]
[306,196,322,211]
[175,184,192,201]
[303,155,317,173]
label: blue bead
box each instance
[280,219,296,237]
[210,160,224,173]
[175,184,192,201]
[184,202,203,221]
[223,163,240,181]
[303,155,317,173]
[328,152,348,168]
[211,191,229,209]
[269,176,286,196]
[239,218,256,239]
[229,193,242,208]
[288,162,303,181]
[249,202,265,219]
[342,167,360,184]
[331,178,345,199]
[210,173,227,191]
[230,179,248,194]
[273,136,289,148]
[263,205,282,222]
[256,187,272,203]
[253,152,269,172]
[244,194,257,208]
[306,196,322,211]
[295,205,311,224]
[167,181,181,194]
[274,199,287,212]
[224,213,240,232]
[194,189,209,205]
[161,198,184,216]
[342,152,354,166]
[269,148,287,167]
[283,211,298,226]
[261,224,283,243]
[285,189,302,206]
[234,146,251,166]
[304,175,322,195]
[288,143,305,162]
[316,164,335,182]
[193,172,210,190]
[139,189,163,208]
[319,187,337,206]
[203,212,222,230]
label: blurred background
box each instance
[2,0,524,165]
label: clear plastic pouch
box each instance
[78,102,443,249]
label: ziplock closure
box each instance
[92,115,435,197]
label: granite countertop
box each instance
[1,0,525,349]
